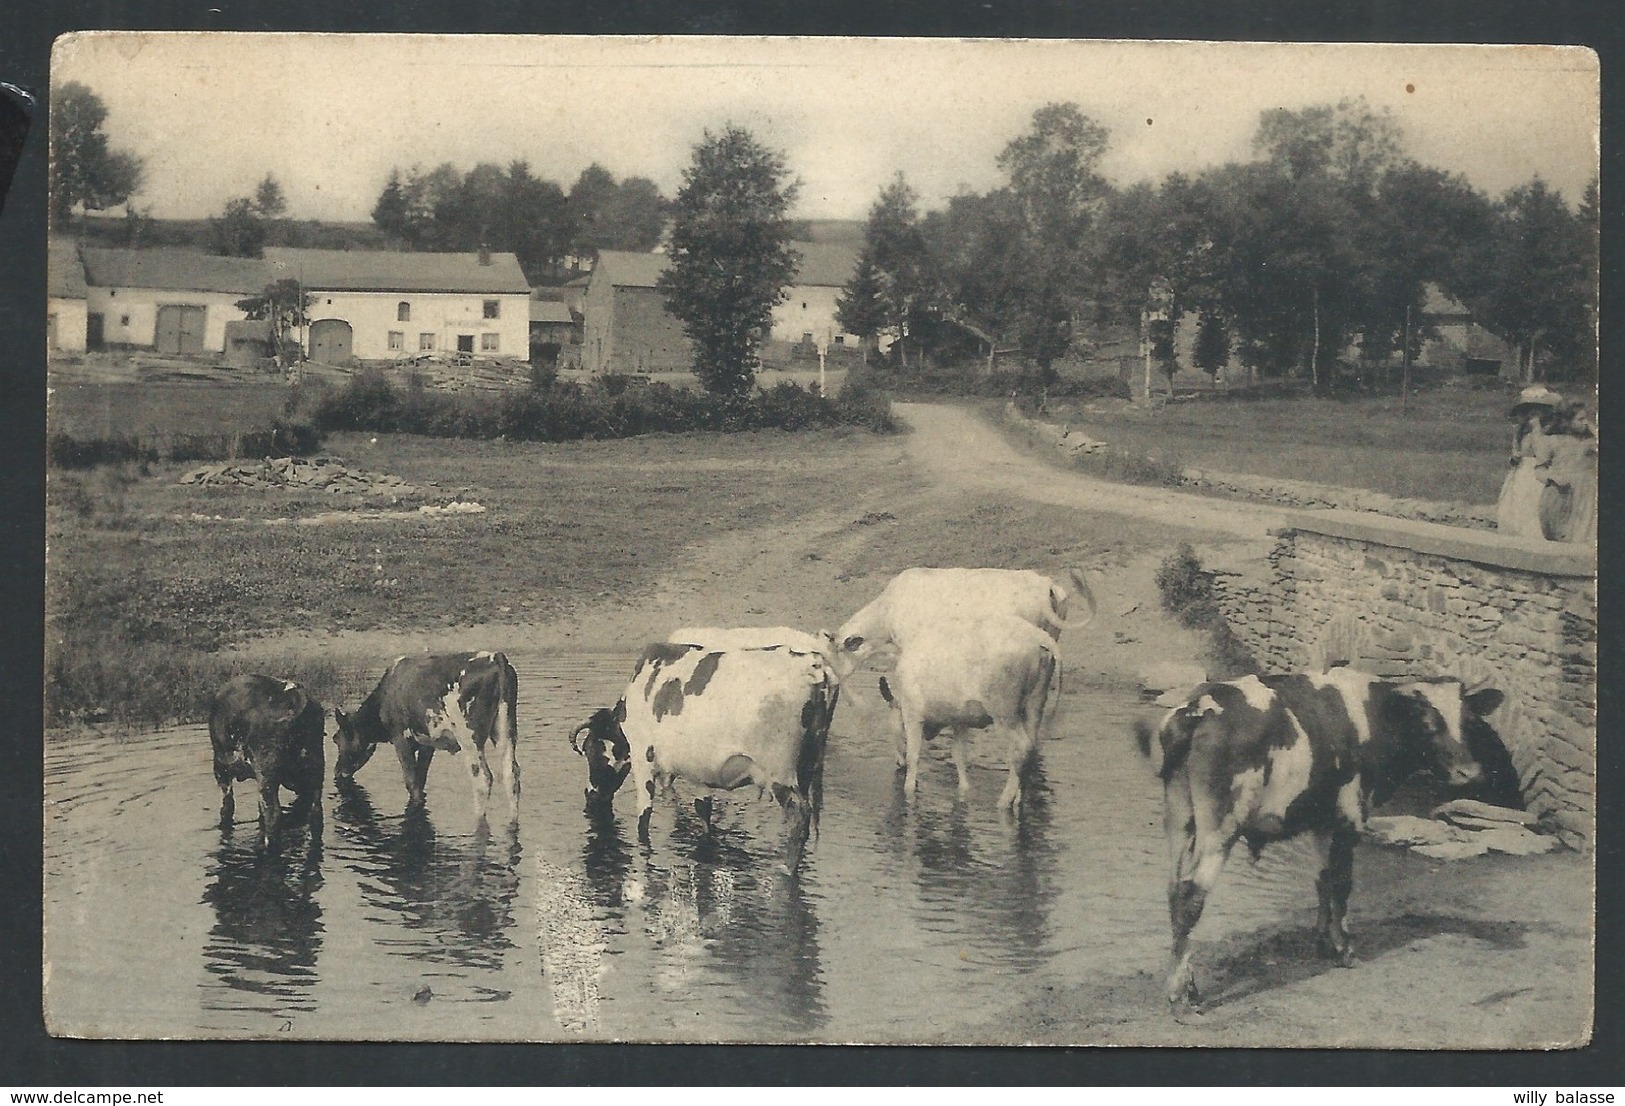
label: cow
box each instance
[1135,669,1503,1015]
[836,567,1093,667]
[667,626,836,660]
[209,674,326,850]
[833,567,1089,775]
[569,639,837,873]
[333,651,519,821]
[878,614,1060,809]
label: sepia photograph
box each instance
[42,33,1598,1048]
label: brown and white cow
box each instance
[570,638,836,873]
[1136,669,1502,1014]
[333,651,519,821]
[209,674,326,850]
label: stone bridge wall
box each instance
[1209,511,1597,849]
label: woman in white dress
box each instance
[1496,385,1564,539]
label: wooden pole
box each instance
[1401,302,1412,415]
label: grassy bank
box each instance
[1055,384,1514,505]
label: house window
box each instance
[398,301,411,322]
[481,332,500,352]
[120,314,131,326]
[483,300,500,319]
[388,331,404,351]
[419,332,436,351]
[833,335,845,345]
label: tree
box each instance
[50,82,145,225]
[1192,311,1230,380]
[995,103,1112,379]
[567,164,667,258]
[1254,97,1404,194]
[207,196,267,257]
[253,173,288,219]
[236,278,313,366]
[921,188,1029,371]
[658,125,800,399]
[371,169,410,244]
[835,249,888,363]
[860,173,933,362]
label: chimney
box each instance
[478,244,491,266]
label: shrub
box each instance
[47,432,149,469]
[310,367,400,431]
[1155,543,1258,677]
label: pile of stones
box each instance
[1365,798,1556,858]
[179,456,423,499]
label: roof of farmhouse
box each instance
[81,248,271,295]
[592,241,859,291]
[48,238,87,299]
[263,248,530,295]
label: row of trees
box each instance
[836,99,1598,389]
[369,161,665,281]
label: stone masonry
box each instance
[1208,511,1597,850]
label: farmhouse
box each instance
[80,248,269,354]
[48,238,88,353]
[581,250,691,374]
[265,247,530,364]
[1418,283,1515,376]
[767,241,864,358]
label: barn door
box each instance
[86,313,104,350]
[156,305,207,354]
[309,318,353,364]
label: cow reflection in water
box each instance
[573,802,827,1037]
[332,781,521,974]
[878,753,1057,972]
[200,823,323,1014]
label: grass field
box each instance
[50,380,296,438]
[1058,383,1522,505]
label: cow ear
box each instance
[1465,687,1504,716]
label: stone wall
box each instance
[1208,511,1597,849]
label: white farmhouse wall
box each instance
[772,285,859,348]
[85,286,249,351]
[306,290,528,360]
[49,297,87,352]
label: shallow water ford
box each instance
[45,649,1331,1041]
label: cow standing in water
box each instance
[334,651,520,822]
[1136,670,1502,1015]
[570,638,836,874]
[210,674,326,850]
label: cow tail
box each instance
[1066,567,1097,629]
[799,680,835,843]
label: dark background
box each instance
[3,0,1619,1087]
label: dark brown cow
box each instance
[334,651,519,821]
[1136,668,1502,1015]
[210,674,326,850]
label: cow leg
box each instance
[949,728,973,795]
[256,778,282,850]
[467,746,496,822]
[1164,779,1232,1013]
[489,726,520,820]
[396,740,431,809]
[632,759,657,843]
[996,723,1037,812]
[215,763,236,829]
[1314,825,1359,966]
[899,709,926,797]
[773,783,812,875]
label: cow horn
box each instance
[568,719,592,755]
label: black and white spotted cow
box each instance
[209,674,326,850]
[570,638,837,873]
[1135,669,1502,1015]
[333,651,519,821]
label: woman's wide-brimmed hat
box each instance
[1510,385,1565,416]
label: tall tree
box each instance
[858,172,933,361]
[50,81,144,225]
[658,125,800,399]
[207,196,267,258]
[1254,96,1404,194]
[371,168,410,244]
[835,249,888,363]
[995,103,1112,379]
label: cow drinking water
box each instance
[1135,669,1502,1015]
[209,674,326,850]
[333,651,519,821]
[570,638,837,873]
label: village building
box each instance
[264,247,530,364]
[766,241,863,358]
[528,293,579,367]
[80,248,269,354]
[1416,283,1515,376]
[48,238,89,353]
[580,250,691,374]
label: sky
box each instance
[52,34,1600,224]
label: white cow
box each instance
[883,614,1060,809]
[569,639,838,872]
